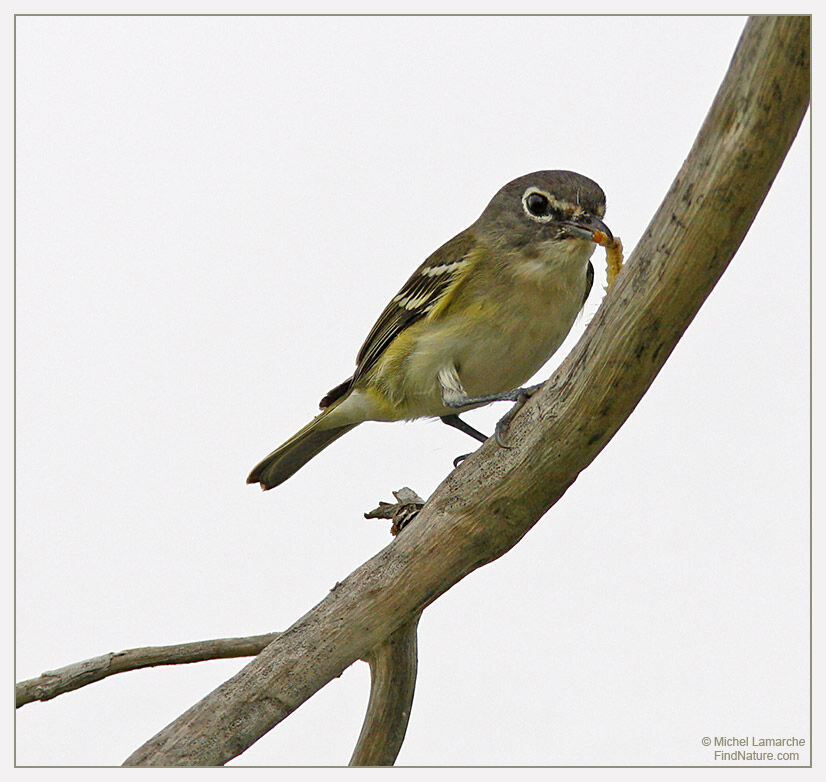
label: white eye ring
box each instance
[522,187,555,223]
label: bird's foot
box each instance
[494,383,543,447]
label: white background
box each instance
[13,13,811,768]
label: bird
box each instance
[247,170,612,490]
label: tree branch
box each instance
[123,16,810,766]
[351,490,423,765]
[15,633,279,708]
[18,490,425,764]
[349,614,421,766]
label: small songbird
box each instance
[248,170,612,490]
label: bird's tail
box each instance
[247,403,358,490]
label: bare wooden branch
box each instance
[350,615,421,766]
[15,633,279,708]
[349,490,424,765]
[123,16,810,767]
[350,493,424,765]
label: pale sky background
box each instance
[13,11,811,769]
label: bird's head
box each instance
[476,170,612,252]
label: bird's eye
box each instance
[521,188,559,223]
[525,192,551,217]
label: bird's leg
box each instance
[438,366,543,455]
[438,366,486,466]
[440,415,488,468]
[439,414,488,444]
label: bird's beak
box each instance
[562,215,613,243]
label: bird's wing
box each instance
[353,231,477,383]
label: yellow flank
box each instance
[359,384,401,420]
[365,328,420,411]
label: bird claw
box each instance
[453,452,470,468]
[494,384,542,447]
[494,418,516,448]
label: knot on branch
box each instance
[364,487,426,536]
